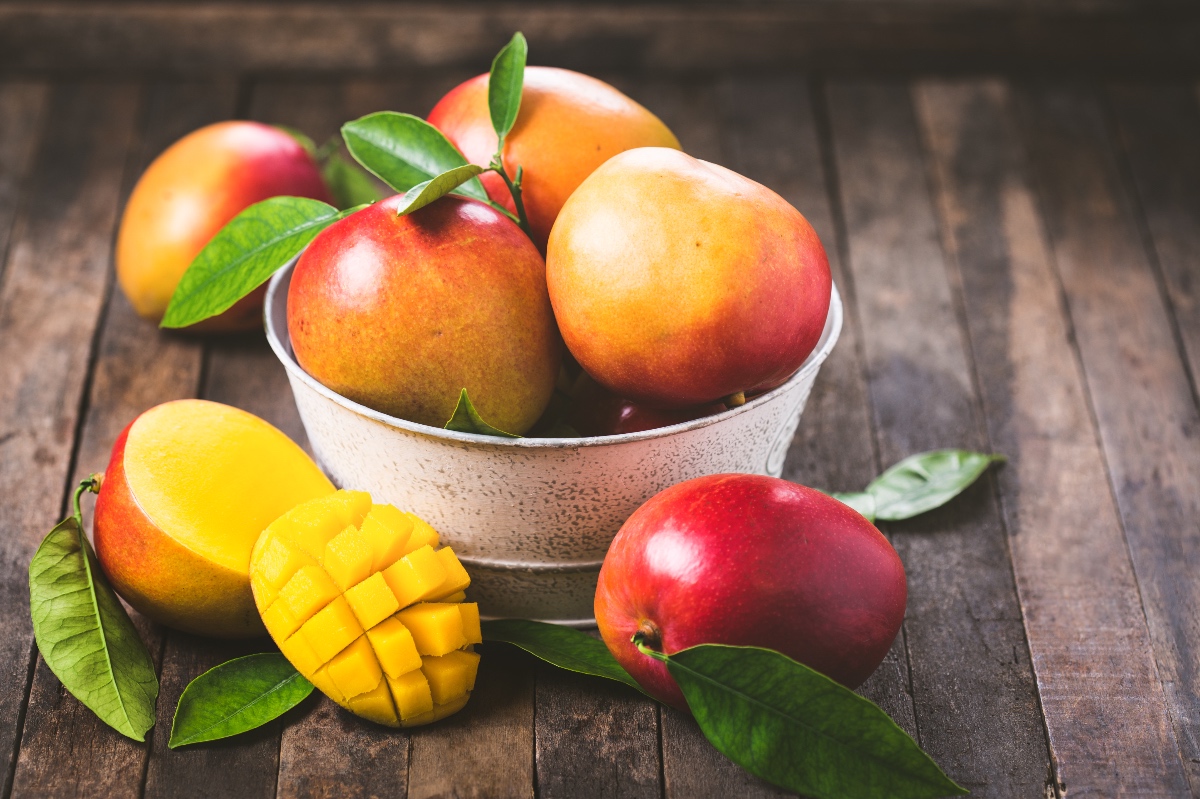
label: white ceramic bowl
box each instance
[265,259,842,625]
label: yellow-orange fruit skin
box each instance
[115,121,331,331]
[93,400,335,638]
[546,147,832,409]
[427,67,681,250]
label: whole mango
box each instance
[251,490,481,727]
[116,121,331,331]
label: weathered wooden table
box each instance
[2,5,1200,797]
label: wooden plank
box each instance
[406,644,533,799]
[916,78,1191,797]
[11,81,237,799]
[1,2,1198,76]
[534,660,659,799]
[1018,83,1200,794]
[0,82,48,280]
[0,81,140,799]
[826,81,1051,797]
[1108,84,1200,424]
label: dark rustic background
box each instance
[1,3,1199,798]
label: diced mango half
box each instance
[249,490,478,728]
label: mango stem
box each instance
[489,152,532,239]
[72,474,102,528]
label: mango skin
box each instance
[287,195,560,434]
[116,121,331,331]
[546,147,832,409]
[93,400,335,638]
[428,67,681,250]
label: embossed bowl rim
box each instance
[264,256,843,449]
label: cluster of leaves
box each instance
[28,449,997,797]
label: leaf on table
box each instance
[394,164,486,216]
[482,619,646,694]
[29,517,159,741]
[169,653,313,748]
[321,151,384,210]
[828,490,878,522]
[867,449,1005,521]
[659,643,966,799]
[161,196,353,329]
[444,389,521,438]
[341,112,488,200]
[488,32,528,140]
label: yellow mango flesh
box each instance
[251,490,480,727]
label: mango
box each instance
[93,400,335,638]
[250,490,482,727]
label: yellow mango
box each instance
[249,490,478,727]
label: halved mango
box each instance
[250,490,480,728]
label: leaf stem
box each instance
[633,634,670,664]
[73,475,102,528]
[489,152,532,239]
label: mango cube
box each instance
[382,546,447,607]
[249,490,480,729]
[422,649,482,704]
[403,514,440,554]
[344,572,400,630]
[323,525,374,592]
[346,678,399,726]
[459,603,483,645]
[428,547,471,600]
[299,595,362,662]
[366,617,422,679]
[277,565,340,626]
[252,534,311,605]
[360,508,412,572]
[395,603,467,656]
[327,636,384,699]
[387,669,433,720]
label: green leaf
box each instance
[489,32,528,140]
[394,165,486,216]
[866,450,1004,521]
[29,516,159,741]
[161,197,352,329]
[481,620,645,694]
[829,491,878,522]
[341,112,488,201]
[321,151,384,210]
[169,654,313,748]
[650,643,966,799]
[443,389,521,438]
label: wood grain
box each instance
[1019,82,1200,795]
[916,77,1192,797]
[826,81,1052,797]
[534,662,659,799]
[10,81,237,799]
[407,643,535,799]
[0,82,47,283]
[2,2,1198,76]
[1108,83,1200,416]
[0,82,140,799]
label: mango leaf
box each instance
[341,112,488,201]
[643,642,966,799]
[829,491,878,522]
[482,620,645,694]
[169,654,312,748]
[867,450,1004,521]
[394,165,486,216]
[29,516,158,741]
[321,151,384,210]
[489,32,527,140]
[444,389,520,438]
[161,197,355,329]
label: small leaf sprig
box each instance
[827,449,1005,522]
[28,477,159,741]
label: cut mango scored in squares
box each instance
[251,490,479,728]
